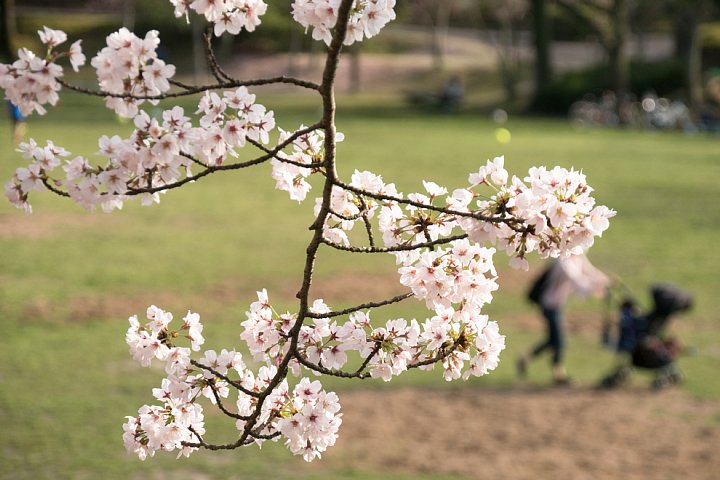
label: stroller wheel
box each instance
[668,370,685,385]
[651,363,684,390]
[597,365,632,389]
[651,376,668,391]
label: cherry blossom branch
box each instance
[57,74,320,99]
[306,292,413,319]
[203,26,235,84]
[210,132,352,448]
[97,122,322,197]
[41,177,70,198]
[249,430,282,441]
[327,207,366,221]
[207,382,252,421]
[292,347,375,379]
[354,342,384,374]
[219,0,358,448]
[183,433,255,450]
[332,178,529,229]
[408,342,460,369]
[247,138,324,169]
[358,196,376,247]
[320,233,470,253]
[281,0,355,368]
[179,152,210,168]
[190,359,260,398]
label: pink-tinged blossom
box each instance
[271,127,345,203]
[397,240,498,311]
[68,40,86,72]
[292,0,396,46]
[180,0,268,36]
[276,379,342,461]
[323,226,350,247]
[15,164,45,193]
[0,45,64,116]
[125,314,171,367]
[123,401,204,460]
[245,104,275,144]
[38,26,67,47]
[165,347,192,376]
[91,28,175,117]
[169,0,192,18]
[182,311,205,351]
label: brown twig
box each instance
[122,123,322,196]
[306,292,413,319]
[204,26,235,84]
[190,359,259,398]
[58,74,320,100]
[320,233,469,254]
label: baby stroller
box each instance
[598,283,693,390]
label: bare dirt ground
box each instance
[322,386,720,480]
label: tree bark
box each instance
[348,45,361,93]
[686,15,703,112]
[674,5,707,114]
[609,0,630,98]
[431,2,450,71]
[122,0,135,30]
[556,0,632,104]
[531,0,552,97]
[0,0,16,63]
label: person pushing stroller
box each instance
[518,255,612,385]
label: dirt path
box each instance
[323,386,719,480]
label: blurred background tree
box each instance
[1,0,17,62]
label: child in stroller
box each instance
[599,283,693,390]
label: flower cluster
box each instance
[0,27,84,116]
[458,156,616,269]
[4,140,67,213]
[125,305,342,462]
[397,239,498,311]
[240,289,505,383]
[125,292,505,461]
[123,402,205,460]
[170,0,268,36]
[4,87,276,213]
[276,379,342,461]
[91,28,175,117]
[311,170,397,246]
[126,305,205,367]
[194,87,276,157]
[304,159,614,272]
[271,127,347,202]
[292,0,397,45]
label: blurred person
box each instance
[6,100,26,145]
[439,75,463,112]
[518,255,612,385]
[699,75,720,132]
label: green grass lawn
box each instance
[1,92,719,479]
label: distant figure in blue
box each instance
[440,76,463,112]
[6,100,26,145]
